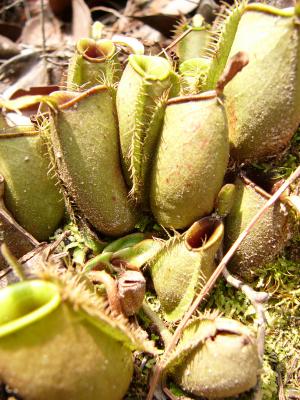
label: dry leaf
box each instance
[0,35,20,59]
[49,0,71,20]
[72,0,92,41]
[131,0,199,36]
[3,60,49,99]
[0,22,22,41]
[20,12,63,47]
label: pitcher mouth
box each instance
[128,54,172,81]
[0,280,61,338]
[185,216,224,251]
[77,38,116,62]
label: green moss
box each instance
[124,353,155,400]
[51,221,105,267]
[202,254,300,399]
[252,128,300,179]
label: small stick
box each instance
[223,267,269,358]
[40,0,49,84]
[163,386,178,400]
[90,6,124,20]
[222,267,268,400]
[0,0,22,13]
[40,0,46,60]
[277,365,287,400]
[146,165,300,400]
[216,51,249,95]
[46,230,71,259]
[157,27,193,57]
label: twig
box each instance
[216,51,249,95]
[40,0,46,58]
[46,58,69,67]
[277,365,287,400]
[0,49,41,78]
[157,27,193,57]
[146,165,300,400]
[113,0,136,33]
[0,268,12,281]
[90,6,124,20]
[0,0,22,14]
[286,355,300,382]
[163,386,178,400]
[222,267,269,357]
[40,0,49,83]
[222,267,269,400]
[23,0,31,20]
[45,230,71,259]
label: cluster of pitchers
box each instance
[0,2,299,399]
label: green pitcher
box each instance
[67,38,121,90]
[179,57,211,94]
[0,275,153,400]
[50,86,138,236]
[165,316,259,398]
[116,54,179,206]
[224,4,300,162]
[175,14,210,63]
[0,126,64,241]
[225,176,290,280]
[150,91,229,229]
[150,216,224,322]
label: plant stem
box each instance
[83,252,114,272]
[87,270,123,315]
[1,243,26,281]
[142,301,172,346]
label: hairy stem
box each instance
[142,300,172,346]
[87,270,123,315]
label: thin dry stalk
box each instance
[40,0,46,59]
[157,27,193,56]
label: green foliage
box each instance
[52,222,105,267]
[205,280,254,324]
